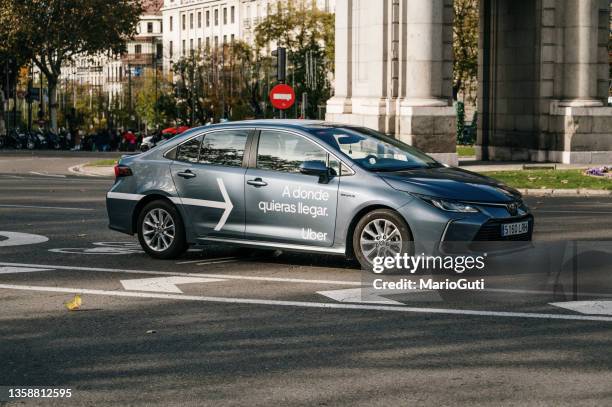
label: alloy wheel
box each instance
[359,218,403,263]
[142,208,176,252]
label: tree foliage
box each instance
[453,0,479,103]
[254,0,335,118]
[172,41,260,124]
[0,0,143,131]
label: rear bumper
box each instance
[106,194,139,235]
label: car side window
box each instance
[199,130,249,167]
[176,136,202,163]
[257,130,327,173]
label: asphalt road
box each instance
[1,171,612,406]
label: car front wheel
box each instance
[352,209,413,271]
[137,200,187,259]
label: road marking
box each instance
[0,204,94,211]
[121,276,226,293]
[0,262,361,286]
[28,171,66,178]
[0,283,611,322]
[0,266,52,274]
[550,301,612,316]
[0,232,49,247]
[534,210,612,214]
[317,287,437,305]
[176,257,238,264]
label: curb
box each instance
[68,164,114,177]
[519,188,612,197]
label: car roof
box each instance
[188,119,358,133]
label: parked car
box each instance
[106,120,533,269]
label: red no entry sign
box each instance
[269,84,295,110]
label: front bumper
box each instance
[398,197,534,255]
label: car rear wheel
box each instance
[352,209,413,271]
[137,200,187,259]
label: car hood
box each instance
[380,166,521,203]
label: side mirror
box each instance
[299,160,332,183]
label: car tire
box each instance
[352,209,413,272]
[137,200,188,259]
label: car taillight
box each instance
[114,165,133,178]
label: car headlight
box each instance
[415,194,479,213]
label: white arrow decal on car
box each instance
[121,276,226,293]
[173,178,234,231]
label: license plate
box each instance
[501,221,529,237]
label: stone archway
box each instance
[326,0,612,164]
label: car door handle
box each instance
[177,170,196,179]
[247,178,268,187]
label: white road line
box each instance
[0,262,361,286]
[534,210,612,214]
[28,171,67,178]
[196,259,239,266]
[0,204,94,211]
[0,266,53,274]
[0,283,611,322]
[176,257,238,264]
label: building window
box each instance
[182,39,186,55]
[223,7,227,24]
[197,38,201,50]
[206,10,210,27]
[231,6,235,23]
[214,36,218,48]
[206,37,210,48]
[223,35,227,44]
[231,34,234,43]
[190,13,193,29]
[169,16,173,31]
[147,22,153,33]
[156,43,163,59]
[214,9,218,26]
[169,41,173,57]
[198,11,202,28]
[182,14,186,30]
[135,44,142,54]
[160,20,163,33]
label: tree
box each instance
[254,0,335,118]
[135,68,175,130]
[172,41,260,124]
[0,0,142,132]
[453,0,479,104]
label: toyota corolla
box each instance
[106,120,533,269]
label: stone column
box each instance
[560,0,603,107]
[325,0,353,121]
[397,0,456,164]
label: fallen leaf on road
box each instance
[64,294,82,311]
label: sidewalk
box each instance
[459,159,591,172]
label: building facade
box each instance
[161,0,335,70]
[327,0,612,165]
[60,0,164,104]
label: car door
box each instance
[171,129,251,238]
[245,129,340,247]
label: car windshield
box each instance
[312,126,441,172]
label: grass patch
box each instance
[481,169,612,190]
[457,145,475,157]
[85,159,118,167]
